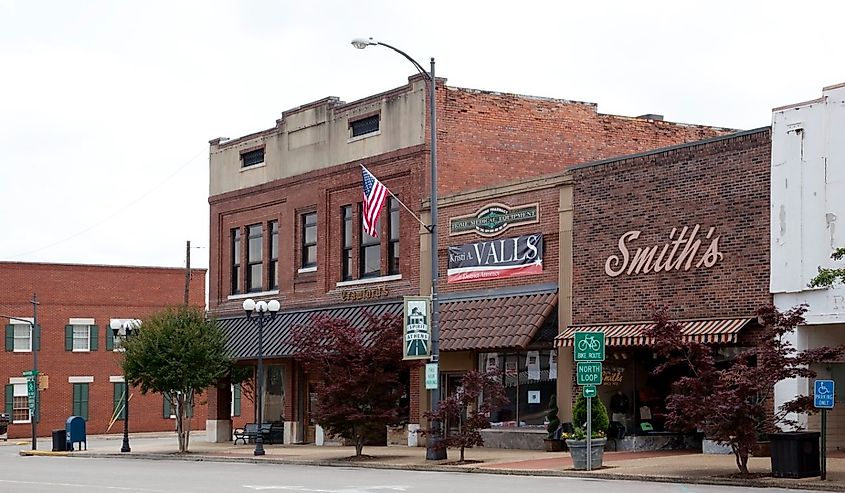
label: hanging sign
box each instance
[447,233,543,284]
[449,202,539,237]
[403,296,432,360]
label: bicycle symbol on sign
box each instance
[577,335,601,352]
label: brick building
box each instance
[555,128,772,445]
[1,262,206,440]
[205,74,732,444]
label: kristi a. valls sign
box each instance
[447,233,543,284]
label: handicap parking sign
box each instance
[815,379,835,409]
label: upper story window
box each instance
[342,206,354,281]
[359,203,381,278]
[388,197,400,275]
[241,148,265,168]
[270,221,279,289]
[66,323,98,352]
[301,212,317,270]
[247,224,263,292]
[349,115,379,138]
[12,324,31,352]
[231,228,241,295]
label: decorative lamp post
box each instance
[242,298,280,456]
[111,319,140,453]
[351,38,445,460]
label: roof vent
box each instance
[637,114,664,121]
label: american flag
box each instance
[361,165,389,237]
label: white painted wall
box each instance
[771,83,845,434]
[771,83,845,325]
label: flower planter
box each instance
[565,438,607,469]
[543,438,566,452]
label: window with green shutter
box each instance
[113,382,126,420]
[163,393,173,418]
[4,384,12,417]
[72,383,89,420]
[232,384,241,417]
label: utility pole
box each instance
[184,240,191,305]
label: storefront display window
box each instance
[481,350,556,427]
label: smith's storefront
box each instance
[555,129,773,446]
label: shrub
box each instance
[546,394,561,439]
[572,391,609,437]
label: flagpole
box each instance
[361,165,430,232]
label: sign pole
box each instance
[821,409,827,480]
[586,396,592,471]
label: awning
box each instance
[555,318,753,347]
[218,300,403,360]
[440,290,557,352]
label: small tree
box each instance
[645,304,844,474]
[810,246,845,288]
[424,369,508,462]
[293,313,406,457]
[121,306,231,453]
[546,393,561,439]
[572,391,609,438]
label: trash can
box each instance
[51,429,67,452]
[769,432,820,478]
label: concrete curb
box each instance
[59,451,845,492]
[19,449,70,457]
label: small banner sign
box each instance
[403,296,432,360]
[447,233,543,284]
[449,202,539,237]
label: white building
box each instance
[771,82,845,446]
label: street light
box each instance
[351,37,445,460]
[1,293,39,451]
[110,319,140,453]
[242,298,280,456]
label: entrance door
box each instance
[440,373,465,436]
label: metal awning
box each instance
[555,318,753,347]
[217,300,403,360]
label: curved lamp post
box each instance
[110,319,140,453]
[351,37,445,460]
[242,298,280,456]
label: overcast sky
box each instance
[1,0,843,270]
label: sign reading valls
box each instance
[447,233,543,284]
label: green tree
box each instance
[121,306,230,453]
[809,247,845,288]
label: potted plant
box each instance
[564,392,609,469]
[543,394,565,452]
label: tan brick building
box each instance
[1,262,207,440]
[205,73,732,446]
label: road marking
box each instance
[0,478,184,492]
[243,486,408,492]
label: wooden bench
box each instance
[234,423,281,445]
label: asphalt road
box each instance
[0,439,806,493]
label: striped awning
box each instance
[555,318,753,347]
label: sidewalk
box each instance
[18,432,845,492]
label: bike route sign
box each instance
[815,379,835,409]
[574,332,605,362]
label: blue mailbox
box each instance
[66,416,87,451]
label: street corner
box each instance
[19,449,70,457]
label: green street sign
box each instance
[583,385,597,398]
[22,369,39,377]
[577,361,603,385]
[574,332,605,362]
[425,363,439,390]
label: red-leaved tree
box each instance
[293,313,406,457]
[645,304,843,474]
[424,369,508,462]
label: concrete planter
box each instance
[565,438,607,469]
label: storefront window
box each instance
[481,350,557,427]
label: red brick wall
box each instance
[0,262,207,439]
[209,147,426,315]
[437,84,734,196]
[571,129,772,324]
